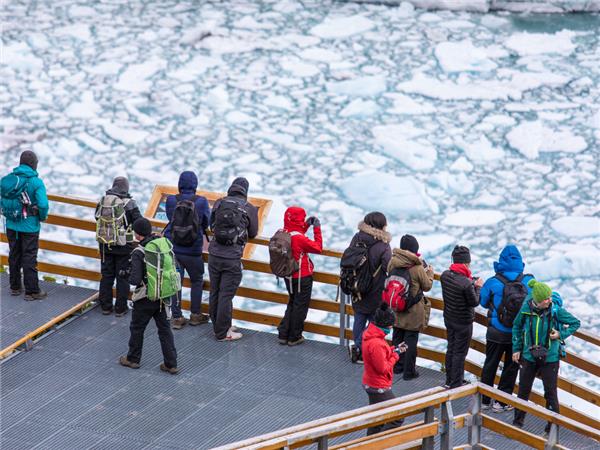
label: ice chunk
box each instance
[372,124,437,170]
[3,42,43,71]
[339,171,439,216]
[264,95,294,110]
[114,59,166,93]
[281,59,320,77]
[327,76,386,97]
[458,136,505,162]
[450,157,473,172]
[297,48,342,62]
[430,171,475,195]
[340,99,378,117]
[443,210,506,227]
[506,121,587,159]
[207,86,231,111]
[102,123,148,145]
[226,111,253,123]
[168,55,222,81]
[435,40,505,72]
[310,15,375,39]
[386,93,435,115]
[77,133,111,153]
[505,31,577,56]
[65,92,101,119]
[528,250,600,279]
[551,217,600,238]
[55,24,92,41]
[418,233,456,256]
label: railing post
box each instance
[422,406,435,450]
[440,400,454,450]
[317,435,328,450]
[545,423,559,450]
[338,292,346,346]
[344,294,351,347]
[468,391,482,450]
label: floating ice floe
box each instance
[280,58,320,77]
[528,249,600,279]
[372,124,437,170]
[102,123,148,145]
[327,75,387,97]
[310,15,375,39]
[434,40,504,72]
[226,111,254,123]
[3,42,43,72]
[54,24,92,41]
[504,31,577,56]
[506,121,587,159]
[386,93,435,115]
[418,233,457,256]
[458,136,505,162]
[168,55,222,82]
[443,210,506,227]
[114,59,166,93]
[264,95,294,110]
[408,0,489,12]
[551,217,600,238]
[65,92,101,119]
[340,99,379,117]
[297,48,342,63]
[339,171,439,217]
[77,133,111,154]
[207,86,231,111]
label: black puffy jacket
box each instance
[440,269,480,325]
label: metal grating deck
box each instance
[0,283,598,449]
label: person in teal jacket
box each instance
[511,279,580,432]
[1,150,49,300]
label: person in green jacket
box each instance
[0,150,49,300]
[511,279,580,432]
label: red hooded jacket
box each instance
[362,323,399,389]
[283,206,323,279]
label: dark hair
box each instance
[363,212,387,230]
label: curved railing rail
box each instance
[1,193,599,428]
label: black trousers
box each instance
[365,389,404,436]
[7,229,40,294]
[127,298,177,368]
[99,252,131,313]
[277,276,313,342]
[444,319,473,388]
[392,328,419,379]
[208,255,242,340]
[481,340,519,405]
[172,253,204,318]
[514,360,559,427]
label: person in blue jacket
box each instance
[1,150,49,300]
[164,171,210,329]
[479,245,534,412]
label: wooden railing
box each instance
[1,193,599,428]
[212,382,600,450]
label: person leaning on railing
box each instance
[511,280,580,433]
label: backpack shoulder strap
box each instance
[175,194,182,203]
[495,273,509,284]
[516,273,524,282]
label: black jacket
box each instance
[208,191,258,260]
[129,235,159,288]
[98,188,142,256]
[440,269,480,325]
[350,222,392,315]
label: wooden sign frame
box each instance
[145,184,272,258]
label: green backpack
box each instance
[132,237,180,303]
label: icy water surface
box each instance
[1,1,599,404]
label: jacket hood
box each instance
[178,171,198,193]
[358,221,392,244]
[227,177,249,198]
[362,322,386,342]
[108,177,129,196]
[284,206,309,234]
[389,248,422,270]
[12,164,38,178]
[494,245,525,274]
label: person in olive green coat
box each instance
[512,279,580,432]
[1,150,49,300]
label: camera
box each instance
[118,266,131,279]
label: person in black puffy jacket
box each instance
[440,245,483,388]
[349,212,392,364]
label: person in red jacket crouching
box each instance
[362,302,407,435]
[277,206,323,346]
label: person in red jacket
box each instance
[362,302,407,435]
[276,206,323,346]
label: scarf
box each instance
[449,263,472,279]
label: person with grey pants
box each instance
[208,177,258,341]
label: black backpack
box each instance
[494,273,530,328]
[269,230,300,278]
[212,199,248,246]
[171,195,200,247]
[339,240,379,303]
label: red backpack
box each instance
[382,267,412,312]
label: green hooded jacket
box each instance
[512,294,580,364]
[1,164,49,233]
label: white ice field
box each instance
[1,0,599,410]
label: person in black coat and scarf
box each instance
[349,212,392,363]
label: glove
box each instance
[307,216,321,228]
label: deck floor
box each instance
[0,281,597,449]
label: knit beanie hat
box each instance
[528,279,552,304]
[227,177,249,197]
[132,218,152,237]
[373,302,396,328]
[452,245,471,264]
[20,150,38,170]
[400,234,419,254]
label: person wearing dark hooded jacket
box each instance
[388,235,434,380]
[165,171,210,329]
[276,206,323,346]
[208,177,259,341]
[96,177,141,316]
[480,245,534,411]
[1,150,49,300]
[440,245,483,388]
[348,212,392,364]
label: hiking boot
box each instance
[492,401,514,413]
[481,403,492,411]
[101,308,113,315]
[218,328,243,342]
[188,313,209,326]
[171,317,187,330]
[350,345,361,364]
[119,356,140,369]
[278,338,288,345]
[159,363,179,375]
[393,363,404,375]
[10,288,22,296]
[115,310,128,318]
[512,419,524,428]
[24,290,47,301]
[288,336,305,346]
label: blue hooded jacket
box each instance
[165,171,210,257]
[480,245,534,333]
[1,164,49,233]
